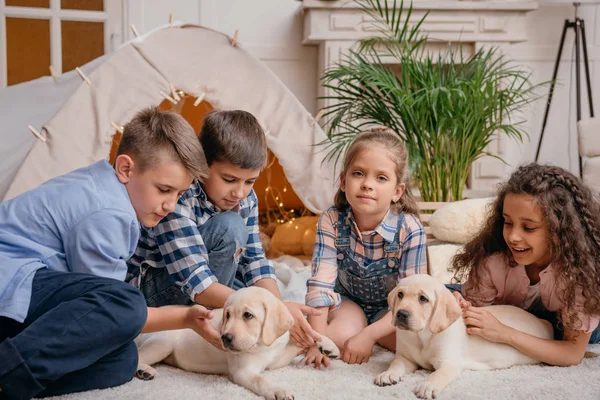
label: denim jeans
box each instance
[444,283,600,344]
[0,268,147,400]
[140,211,248,307]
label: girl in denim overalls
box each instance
[304,130,428,368]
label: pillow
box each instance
[429,197,494,244]
[428,244,463,285]
[270,216,319,256]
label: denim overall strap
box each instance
[333,208,355,299]
[335,208,351,249]
[381,213,402,271]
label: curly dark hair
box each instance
[452,163,600,331]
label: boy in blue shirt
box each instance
[0,107,221,400]
[127,110,321,347]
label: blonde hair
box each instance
[334,129,419,215]
[116,107,209,181]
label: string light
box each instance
[262,152,312,226]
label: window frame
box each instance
[0,0,123,87]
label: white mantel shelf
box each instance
[301,1,539,11]
[301,0,540,192]
[301,1,539,45]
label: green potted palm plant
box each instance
[320,0,542,202]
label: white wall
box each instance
[125,0,600,178]
[506,1,600,177]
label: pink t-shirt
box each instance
[462,253,599,333]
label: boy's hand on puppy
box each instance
[302,344,331,369]
[341,331,375,365]
[184,305,224,351]
[452,291,471,311]
[284,302,323,348]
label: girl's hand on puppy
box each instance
[284,302,323,348]
[463,306,509,344]
[342,331,375,365]
[302,344,331,369]
[452,291,471,311]
[184,305,224,351]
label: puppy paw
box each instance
[268,389,294,400]
[317,336,340,359]
[374,370,403,386]
[135,364,157,381]
[414,380,442,399]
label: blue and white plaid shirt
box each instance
[126,181,275,300]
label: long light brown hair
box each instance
[334,129,419,215]
[453,163,600,330]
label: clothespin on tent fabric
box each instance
[310,109,324,127]
[48,66,57,84]
[75,67,91,85]
[28,125,46,142]
[111,122,124,134]
[159,90,178,105]
[193,92,206,107]
[130,24,140,38]
[230,30,239,47]
[170,83,181,102]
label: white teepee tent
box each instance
[0,24,336,213]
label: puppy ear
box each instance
[388,286,400,313]
[261,298,294,346]
[219,307,228,334]
[429,287,462,334]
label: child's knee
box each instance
[216,212,248,243]
[206,212,248,255]
[328,324,363,347]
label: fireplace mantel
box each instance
[301,0,539,191]
[302,0,538,45]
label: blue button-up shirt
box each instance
[0,160,140,322]
[126,181,275,300]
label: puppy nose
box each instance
[221,333,234,346]
[396,309,410,321]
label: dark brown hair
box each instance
[116,107,208,180]
[334,128,419,215]
[199,110,267,170]
[452,163,600,330]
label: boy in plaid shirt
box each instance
[127,110,320,347]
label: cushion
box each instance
[270,216,319,256]
[583,157,600,194]
[429,197,494,244]
[428,244,463,284]
[578,118,600,157]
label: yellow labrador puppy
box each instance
[135,287,340,400]
[375,274,553,399]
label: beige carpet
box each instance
[43,344,600,400]
[42,260,600,399]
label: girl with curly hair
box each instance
[452,163,600,366]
